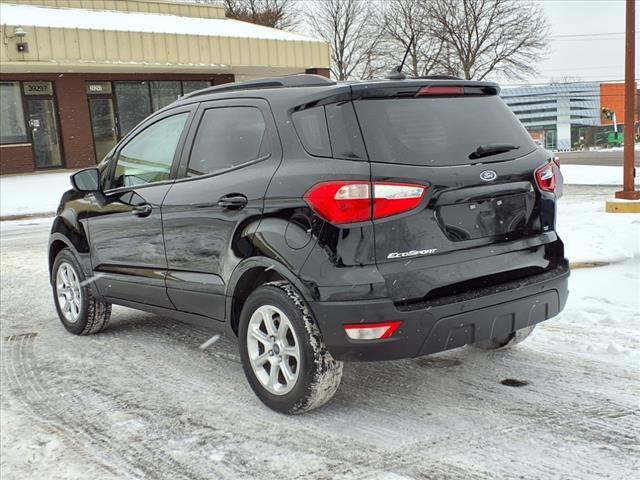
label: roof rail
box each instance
[182,74,336,98]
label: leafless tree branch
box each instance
[222,0,299,30]
[306,0,385,80]
[429,0,549,80]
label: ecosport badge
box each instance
[387,249,437,259]
[480,170,498,182]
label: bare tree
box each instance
[429,0,549,80]
[307,0,384,80]
[222,0,298,29]
[378,0,444,78]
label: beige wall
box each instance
[0,25,329,75]
[0,1,330,75]
[4,0,226,19]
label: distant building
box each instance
[501,81,635,151]
[0,0,330,174]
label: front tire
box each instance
[470,325,536,351]
[52,248,111,335]
[238,281,343,414]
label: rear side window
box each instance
[354,96,536,166]
[292,103,366,160]
[292,106,331,157]
[187,106,268,177]
[326,103,367,160]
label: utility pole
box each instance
[615,0,639,200]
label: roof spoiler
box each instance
[182,74,336,99]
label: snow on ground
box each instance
[0,170,74,218]
[560,164,639,186]
[558,186,640,263]
[1,186,638,479]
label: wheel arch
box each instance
[48,227,91,280]
[226,257,314,336]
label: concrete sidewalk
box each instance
[1,169,76,220]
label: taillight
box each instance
[304,181,426,224]
[373,183,425,218]
[303,181,371,224]
[535,163,556,192]
[343,321,402,340]
[416,86,465,96]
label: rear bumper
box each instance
[308,264,569,361]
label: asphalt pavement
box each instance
[556,150,639,166]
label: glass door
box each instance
[89,97,118,161]
[25,97,63,168]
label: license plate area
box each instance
[437,193,530,241]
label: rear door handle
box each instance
[132,203,152,217]
[217,194,248,210]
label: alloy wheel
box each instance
[246,304,300,395]
[56,262,82,323]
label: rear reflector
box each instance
[416,86,465,96]
[343,321,402,340]
[304,181,426,224]
[535,163,556,192]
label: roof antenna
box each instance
[386,36,414,80]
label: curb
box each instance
[569,261,610,269]
[605,199,640,213]
[1,212,55,222]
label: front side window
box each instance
[187,107,268,177]
[0,82,27,144]
[112,113,189,189]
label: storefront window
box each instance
[150,81,182,111]
[114,81,152,137]
[182,81,211,95]
[0,82,28,144]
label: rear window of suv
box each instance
[354,96,536,166]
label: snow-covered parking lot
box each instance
[1,185,638,479]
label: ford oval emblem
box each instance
[480,170,497,182]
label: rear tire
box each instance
[52,248,111,335]
[238,281,343,414]
[470,325,536,351]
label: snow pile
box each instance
[0,3,323,42]
[0,170,74,218]
[557,192,640,264]
[547,261,639,364]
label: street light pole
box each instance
[615,0,639,200]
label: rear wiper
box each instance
[469,143,519,159]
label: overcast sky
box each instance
[518,0,638,85]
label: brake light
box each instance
[343,321,402,340]
[416,86,465,96]
[304,181,426,224]
[535,163,556,192]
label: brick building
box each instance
[0,0,330,174]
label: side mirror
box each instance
[71,167,101,193]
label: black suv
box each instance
[49,75,569,413]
